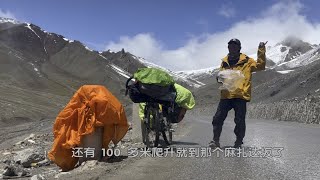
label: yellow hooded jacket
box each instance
[219,46,266,101]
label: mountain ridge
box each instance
[0,17,319,123]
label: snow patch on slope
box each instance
[63,37,74,43]
[110,64,131,79]
[28,62,42,77]
[85,46,93,52]
[25,24,49,55]
[277,70,294,74]
[99,54,131,78]
[266,44,290,64]
[26,24,41,39]
[278,47,320,69]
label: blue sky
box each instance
[1,0,320,71]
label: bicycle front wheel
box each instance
[144,106,160,148]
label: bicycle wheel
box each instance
[162,116,173,145]
[144,106,160,148]
[152,107,160,147]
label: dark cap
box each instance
[228,38,241,46]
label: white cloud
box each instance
[218,3,236,18]
[105,1,320,71]
[0,9,16,19]
[106,33,165,60]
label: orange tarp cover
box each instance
[48,85,129,171]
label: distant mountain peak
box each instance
[280,36,312,49]
[266,37,315,65]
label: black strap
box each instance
[125,76,134,88]
[125,76,134,96]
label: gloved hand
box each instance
[259,41,268,48]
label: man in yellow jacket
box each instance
[210,38,266,148]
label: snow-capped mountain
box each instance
[175,67,220,86]
[276,45,320,70]
[176,67,218,79]
[99,50,207,88]
[131,55,206,88]
[187,37,320,105]
[0,18,137,121]
[265,37,314,64]
[249,37,320,71]
[184,37,320,78]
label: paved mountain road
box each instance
[107,115,320,180]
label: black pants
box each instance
[212,98,247,143]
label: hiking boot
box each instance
[209,140,220,149]
[233,141,243,148]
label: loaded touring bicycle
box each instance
[125,76,183,148]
